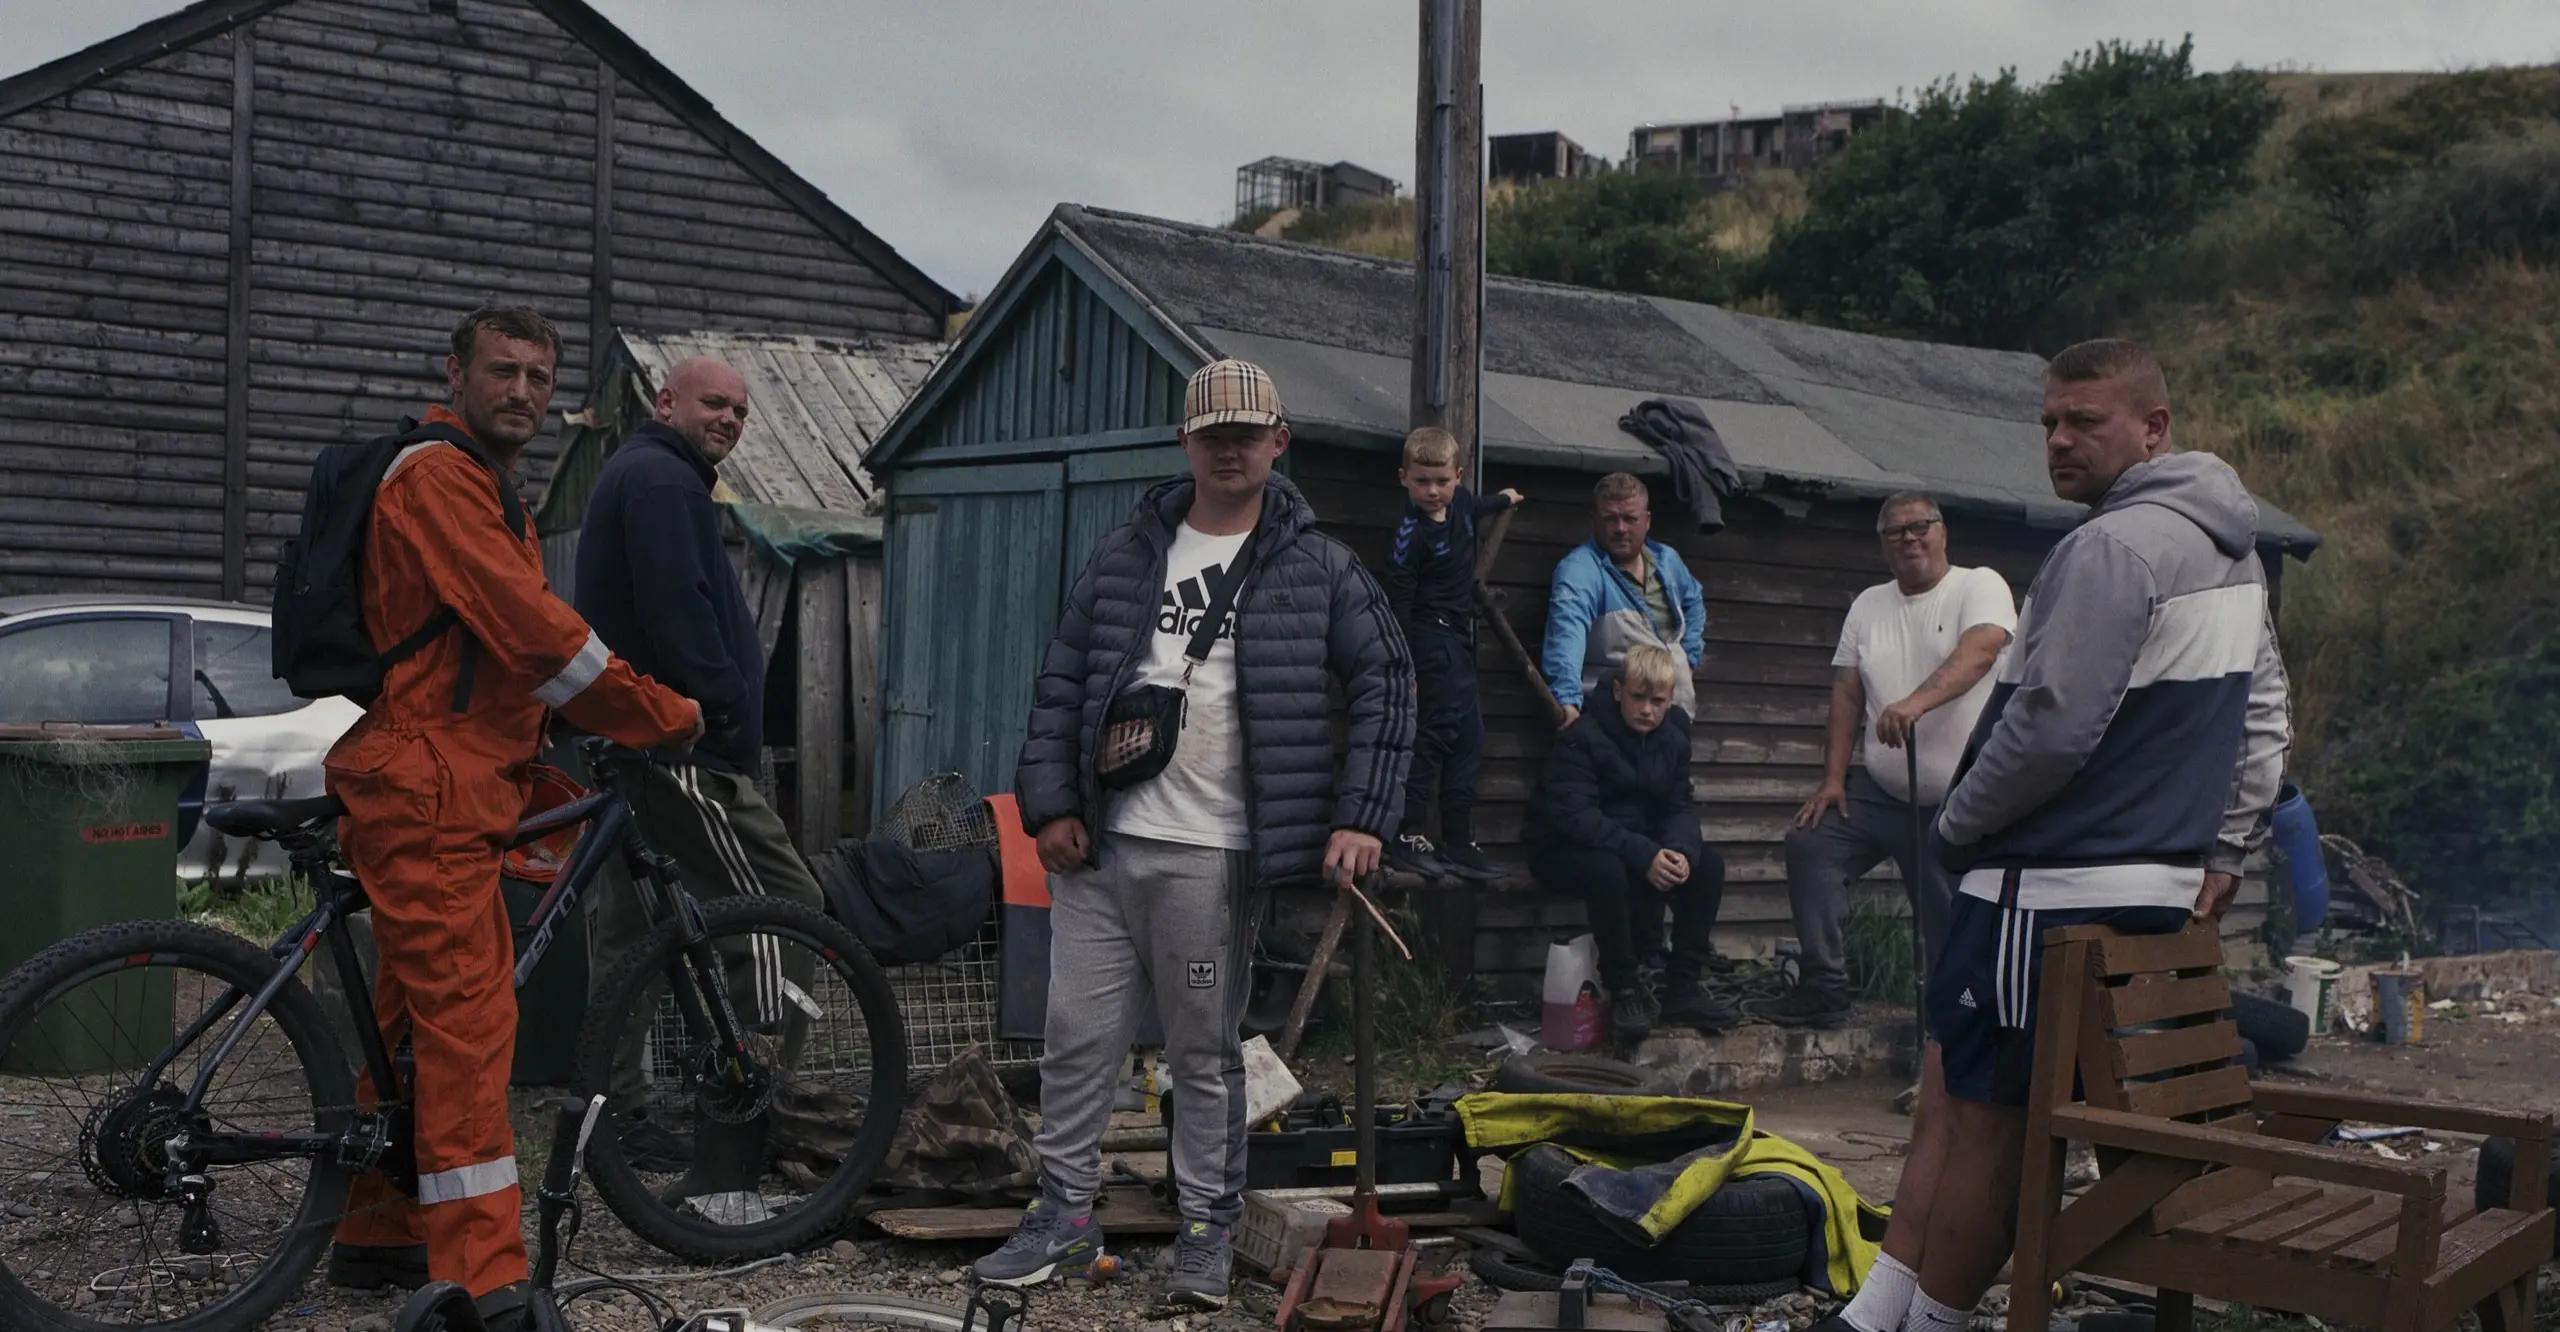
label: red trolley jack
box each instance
[1274,879,1461,1332]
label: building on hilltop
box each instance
[1631,98,1890,179]
[858,204,2320,991]
[1491,130,1597,183]
[0,0,957,601]
[1234,156,1400,222]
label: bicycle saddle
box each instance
[204,793,348,838]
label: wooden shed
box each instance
[862,205,2323,993]
[0,0,954,600]
[535,327,944,851]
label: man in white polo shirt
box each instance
[1755,493,2015,1030]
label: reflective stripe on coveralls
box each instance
[329,403,698,1299]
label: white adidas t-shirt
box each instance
[1832,565,2018,805]
[1105,522,1253,851]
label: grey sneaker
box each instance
[1163,1219,1233,1311]
[971,1195,1102,1287]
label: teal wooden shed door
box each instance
[878,463,1066,809]
[1062,448,1186,579]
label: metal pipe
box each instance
[1353,888,1378,1197]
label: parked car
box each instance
[0,595,360,883]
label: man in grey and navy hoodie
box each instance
[1815,340,2291,1332]
[573,357,826,1204]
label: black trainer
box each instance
[1751,983,1855,1030]
[1608,985,1657,1045]
[1658,977,1743,1032]
[1437,839,1502,882]
[617,1111,694,1173]
[1384,830,1453,879]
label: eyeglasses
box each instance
[1879,518,1942,541]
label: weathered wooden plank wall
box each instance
[609,86,940,344]
[0,0,942,599]
[0,40,238,592]
[1291,444,2066,984]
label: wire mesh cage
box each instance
[878,773,996,853]
[647,770,1038,1089]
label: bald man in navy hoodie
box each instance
[574,357,826,1206]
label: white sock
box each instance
[1899,1290,1971,1332]
[1838,1253,1918,1332]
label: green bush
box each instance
[1753,39,2278,348]
[2287,66,2560,224]
[2354,128,2560,278]
[1487,169,1744,305]
[2334,631,2560,906]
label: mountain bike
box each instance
[0,739,908,1332]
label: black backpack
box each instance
[270,418,523,706]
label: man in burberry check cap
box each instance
[978,359,1417,1309]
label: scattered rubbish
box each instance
[2373,1143,2407,1160]
[1541,934,1609,1052]
[1243,1034,1305,1127]
[2286,956,2343,1036]
[2318,835,2422,937]
[2370,969,2425,1045]
[2334,1126,2425,1143]
[1449,1024,1541,1057]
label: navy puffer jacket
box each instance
[1526,702,1705,877]
[1016,474,1416,888]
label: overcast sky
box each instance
[8,1,2559,298]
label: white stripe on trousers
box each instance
[677,765,780,1027]
[1998,907,2038,1029]
[417,1155,518,1205]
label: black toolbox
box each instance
[1165,1090,1469,1191]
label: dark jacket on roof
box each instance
[574,420,763,772]
[1015,474,1417,888]
[1526,701,1704,877]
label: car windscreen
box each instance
[0,617,174,724]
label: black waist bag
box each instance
[816,835,997,966]
[1096,527,1260,789]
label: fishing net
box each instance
[0,733,144,820]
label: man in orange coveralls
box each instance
[323,305,703,1330]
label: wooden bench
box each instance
[2010,923,2554,1332]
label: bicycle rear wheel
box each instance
[0,919,353,1332]
[576,897,906,1263]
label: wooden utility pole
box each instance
[1411,0,1484,479]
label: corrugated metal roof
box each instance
[619,330,945,511]
[1046,206,2319,550]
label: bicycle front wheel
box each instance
[576,897,906,1263]
[0,919,353,1332]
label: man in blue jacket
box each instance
[1542,473,1708,727]
[573,357,826,1207]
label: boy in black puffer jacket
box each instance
[1528,643,1736,1043]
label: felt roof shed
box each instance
[864,205,2317,982]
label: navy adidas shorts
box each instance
[1928,892,2193,1105]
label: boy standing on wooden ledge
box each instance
[1379,426,1520,882]
[1524,643,1736,1044]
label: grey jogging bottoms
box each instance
[1034,831,1256,1226]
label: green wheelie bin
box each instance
[0,726,212,1074]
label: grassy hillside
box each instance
[2117,68,2560,898]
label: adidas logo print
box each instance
[1958,988,1978,1009]
[1158,562,1238,639]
